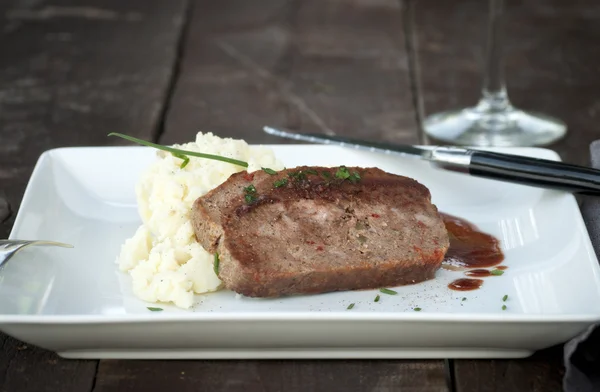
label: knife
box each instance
[263,126,600,195]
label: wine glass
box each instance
[422,0,566,147]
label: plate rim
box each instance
[4,144,600,325]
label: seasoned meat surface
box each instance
[191,166,449,297]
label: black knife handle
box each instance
[468,151,600,195]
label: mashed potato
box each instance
[117,132,284,308]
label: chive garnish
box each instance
[147,307,163,312]
[213,252,220,275]
[273,178,288,188]
[379,288,397,295]
[262,167,277,175]
[244,185,257,194]
[171,152,190,169]
[374,295,380,302]
[462,297,467,301]
[491,269,504,276]
[502,294,508,301]
[108,133,248,168]
[502,305,507,310]
[413,307,422,311]
[347,303,355,310]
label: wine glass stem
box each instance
[480,0,510,112]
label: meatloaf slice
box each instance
[191,166,449,297]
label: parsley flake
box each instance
[502,305,507,310]
[348,171,361,183]
[305,169,318,175]
[321,171,332,179]
[414,307,422,312]
[262,167,277,175]
[462,297,467,301]
[147,307,163,312]
[374,295,380,303]
[491,269,504,276]
[243,184,258,204]
[288,171,307,180]
[502,294,508,301]
[244,194,257,204]
[273,178,288,188]
[335,166,351,180]
[379,288,398,295]
[347,303,355,310]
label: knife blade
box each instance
[263,126,600,196]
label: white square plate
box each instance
[1,145,600,359]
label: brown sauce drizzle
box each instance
[440,213,504,270]
[448,278,484,291]
[439,213,505,292]
[464,269,492,277]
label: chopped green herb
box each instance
[502,294,508,301]
[374,295,380,303]
[321,171,332,179]
[491,269,504,276]
[213,252,220,275]
[348,171,361,183]
[171,152,190,169]
[243,184,258,204]
[347,303,355,310]
[462,297,467,301]
[262,167,277,175]
[244,194,257,204]
[147,307,163,312]
[288,171,307,180]
[335,166,351,180]
[273,178,288,188]
[379,288,398,295]
[108,133,248,168]
[413,307,422,312]
[502,305,507,310]
[305,169,318,175]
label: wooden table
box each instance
[0,0,596,390]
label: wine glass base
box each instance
[422,107,567,147]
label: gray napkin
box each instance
[563,140,600,392]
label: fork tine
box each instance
[0,240,73,268]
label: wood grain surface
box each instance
[1,0,598,390]
[0,0,188,391]
[95,359,449,392]
[413,0,599,390]
[413,0,600,166]
[160,0,418,145]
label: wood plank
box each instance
[412,1,599,390]
[0,0,188,390]
[95,359,449,392]
[413,0,600,166]
[97,1,448,391]
[160,0,419,145]
[453,345,564,392]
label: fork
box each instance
[0,240,73,268]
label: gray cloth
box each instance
[563,139,600,392]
